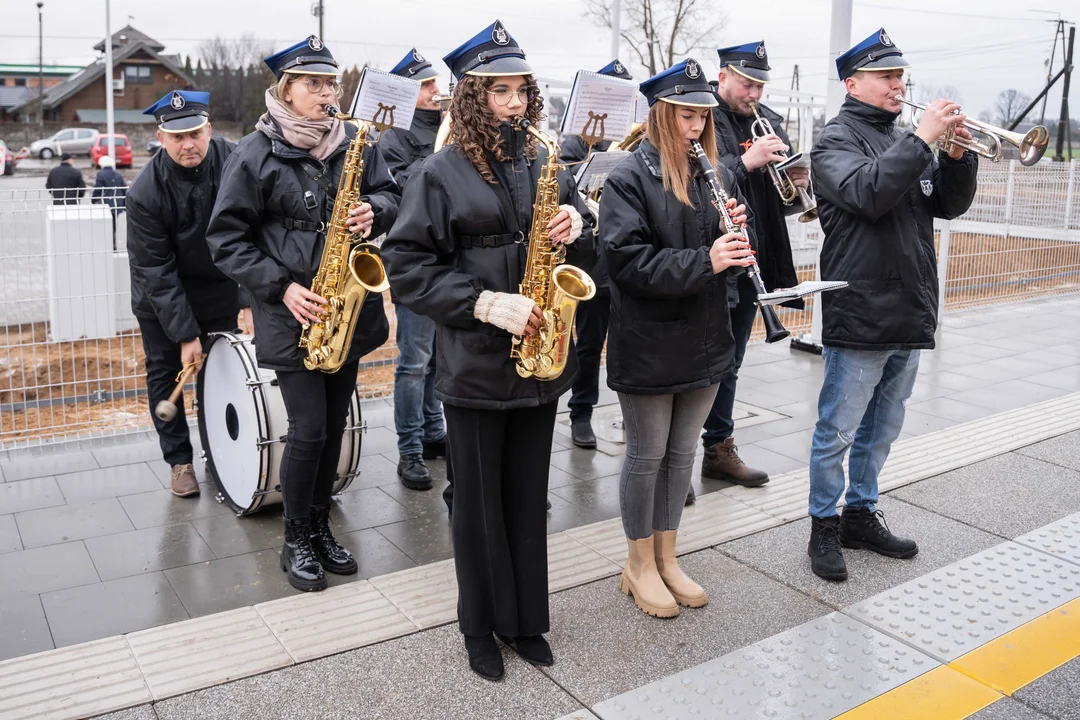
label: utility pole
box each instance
[104,0,116,164]
[825,0,852,121]
[1041,20,1065,125]
[610,0,621,61]
[1055,25,1074,162]
[312,0,324,39]
[37,1,44,128]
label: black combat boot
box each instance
[281,517,327,592]
[571,419,597,449]
[808,515,848,582]
[398,454,433,490]
[309,503,358,575]
[840,507,919,559]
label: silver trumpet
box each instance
[895,95,1050,167]
[748,100,818,223]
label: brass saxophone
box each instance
[299,104,390,373]
[512,118,596,380]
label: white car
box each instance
[28,128,99,159]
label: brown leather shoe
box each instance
[701,437,769,487]
[170,463,200,497]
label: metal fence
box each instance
[1,159,1078,448]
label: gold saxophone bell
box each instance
[896,95,1050,167]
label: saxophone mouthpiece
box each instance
[512,116,533,131]
[324,104,342,118]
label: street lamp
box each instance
[37,1,44,128]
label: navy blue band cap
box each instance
[641,59,718,108]
[597,58,633,81]
[836,28,910,80]
[443,20,532,81]
[263,36,340,80]
[716,41,771,83]
[390,48,440,82]
[143,90,210,133]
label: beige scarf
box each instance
[257,87,345,162]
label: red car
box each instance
[90,134,134,168]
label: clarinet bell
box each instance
[761,305,791,344]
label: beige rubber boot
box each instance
[618,536,679,618]
[654,530,708,608]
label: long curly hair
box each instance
[450,74,545,184]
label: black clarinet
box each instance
[690,140,790,344]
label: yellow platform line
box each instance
[833,666,1001,720]
[950,596,1080,695]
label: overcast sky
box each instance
[3,0,1075,121]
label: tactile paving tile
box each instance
[845,541,1080,663]
[591,612,937,720]
[369,559,459,628]
[548,531,622,593]
[255,579,419,663]
[1014,511,1080,568]
[675,493,782,552]
[0,636,150,720]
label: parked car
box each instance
[90,134,134,168]
[147,138,161,154]
[28,128,99,159]
[0,140,16,175]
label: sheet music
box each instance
[634,94,649,125]
[757,280,849,306]
[349,67,422,131]
[573,150,631,194]
[560,71,638,142]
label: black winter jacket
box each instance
[382,124,596,410]
[379,108,441,188]
[126,136,240,343]
[560,134,612,293]
[206,121,400,371]
[45,163,85,205]
[600,137,753,395]
[712,97,801,304]
[91,167,126,213]
[811,96,978,350]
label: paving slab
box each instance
[54,463,163,503]
[0,540,100,597]
[1015,429,1080,472]
[969,698,1055,720]
[891,452,1080,538]
[540,549,829,706]
[118,487,233,530]
[375,479,451,517]
[328,486,415,532]
[330,527,417,579]
[0,593,53,661]
[0,475,66,515]
[549,446,627,481]
[1014,655,1080,720]
[0,450,98,482]
[0,514,21,554]
[373,511,454,565]
[152,624,581,720]
[14,497,135,549]
[92,706,159,720]
[83,522,216,581]
[40,571,189,647]
[550,473,622,521]
[719,496,1002,610]
[91,441,165,468]
[163,548,293,618]
[189,510,284,558]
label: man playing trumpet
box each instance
[806,28,978,582]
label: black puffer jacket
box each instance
[206,121,400,371]
[382,123,596,410]
[600,137,754,395]
[811,96,978,350]
[379,108,441,188]
[560,134,612,293]
[126,136,240,343]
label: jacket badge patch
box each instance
[920,179,933,196]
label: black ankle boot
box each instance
[464,634,504,680]
[497,634,553,667]
[808,515,847,582]
[281,517,327,591]
[309,504,358,575]
[571,419,597,449]
[840,507,919,559]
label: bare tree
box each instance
[583,0,725,77]
[197,35,277,130]
[994,88,1032,127]
[917,85,963,105]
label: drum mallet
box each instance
[155,363,198,422]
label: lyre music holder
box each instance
[580,111,607,151]
[370,102,397,132]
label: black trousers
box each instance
[568,292,611,422]
[138,314,236,466]
[444,401,556,638]
[276,359,360,520]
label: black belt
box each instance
[459,231,525,249]
[280,217,326,233]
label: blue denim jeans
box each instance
[393,304,445,456]
[808,347,921,518]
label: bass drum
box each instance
[196,332,363,516]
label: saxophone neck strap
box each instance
[295,159,338,202]
[280,216,326,233]
[459,231,525,249]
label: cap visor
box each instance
[659,91,718,108]
[728,65,770,83]
[283,63,341,77]
[412,66,440,82]
[159,115,209,133]
[858,54,910,72]
[466,56,534,77]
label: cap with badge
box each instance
[598,58,633,81]
[390,48,439,82]
[717,41,771,83]
[263,35,340,80]
[143,90,210,133]
[835,28,909,81]
[639,58,717,108]
[443,20,532,81]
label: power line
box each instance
[859,3,1046,22]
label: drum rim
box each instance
[197,331,272,516]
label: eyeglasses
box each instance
[294,76,340,94]
[486,87,538,106]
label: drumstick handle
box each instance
[168,364,197,405]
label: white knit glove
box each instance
[558,204,583,245]
[473,290,537,335]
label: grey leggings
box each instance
[618,384,719,540]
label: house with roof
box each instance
[0,64,84,121]
[10,25,194,124]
